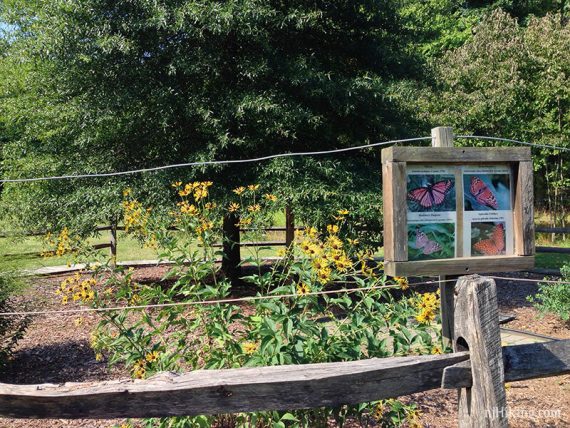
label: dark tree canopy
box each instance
[0,0,427,231]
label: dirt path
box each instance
[0,269,568,427]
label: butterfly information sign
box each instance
[382,147,534,276]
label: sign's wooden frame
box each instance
[382,146,535,276]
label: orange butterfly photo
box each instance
[471,222,506,256]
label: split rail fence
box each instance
[1,275,568,427]
[0,213,568,270]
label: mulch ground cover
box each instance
[0,267,568,427]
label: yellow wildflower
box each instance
[178,201,198,216]
[264,193,278,202]
[326,224,339,234]
[317,267,332,284]
[205,202,216,210]
[233,186,246,195]
[373,402,385,422]
[247,204,261,213]
[145,350,160,363]
[123,188,132,197]
[247,184,260,191]
[337,209,349,215]
[297,283,311,295]
[228,202,240,212]
[172,181,182,188]
[132,359,146,379]
[395,276,409,290]
[242,342,258,355]
[237,217,252,227]
[431,345,442,355]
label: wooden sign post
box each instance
[382,126,535,345]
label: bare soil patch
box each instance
[0,268,568,427]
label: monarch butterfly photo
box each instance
[407,223,455,261]
[407,174,456,213]
[471,222,507,256]
[463,174,511,211]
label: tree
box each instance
[432,9,570,227]
[0,0,427,234]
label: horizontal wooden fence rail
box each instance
[535,226,570,234]
[0,339,568,420]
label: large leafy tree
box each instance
[0,0,427,233]
[431,9,570,226]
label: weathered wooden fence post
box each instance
[109,222,117,268]
[454,274,508,428]
[431,126,457,349]
[285,205,295,247]
[222,213,241,286]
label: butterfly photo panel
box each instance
[408,223,455,261]
[471,222,506,257]
[407,174,456,213]
[463,174,511,211]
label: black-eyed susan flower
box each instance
[242,341,258,355]
[297,283,311,295]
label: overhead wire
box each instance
[2,134,568,184]
[0,136,432,183]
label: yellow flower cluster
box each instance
[42,227,75,258]
[177,200,198,216]
[175,181,213,201]
[415,291,440,324]
[295,228,353,284]
[122,198,150,233]
[132,359,146,379]
[55,272,96,305]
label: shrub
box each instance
[528,264,570,322]
[51,182,441,427]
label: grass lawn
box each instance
[0,232,160,272]
[0,228,567,273]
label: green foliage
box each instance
[430,9,570,224]
[0,0,426,234]
[61,183,441,427]
[528,264,570,321]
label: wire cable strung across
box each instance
[455,135,570,152]
[2,134,568,184]
[0,136,433,183]
[489,275,569,284]
[0,277,457,317]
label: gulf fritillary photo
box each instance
[407,174,456,212]
[471,222,507,256]
[463,174,511,211]
[407,223,455,261]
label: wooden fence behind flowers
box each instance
[1,275,569,426]
[0,211,568,270]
